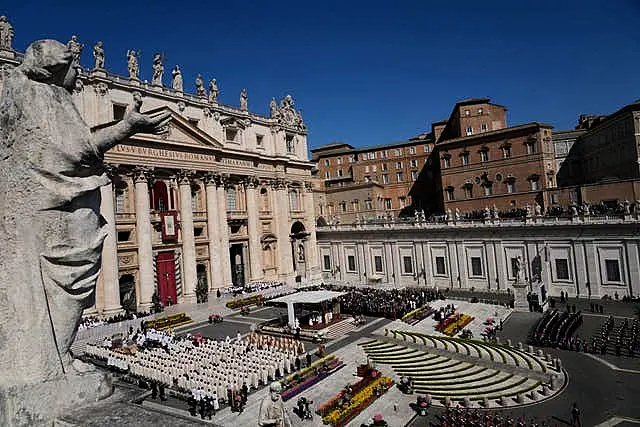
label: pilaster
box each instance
[204,173,223,291]
[177,170,198,303]
[245,176,263,281]
[217,175,233,288]
[132,167,154,310]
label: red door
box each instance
[156,252,177,306]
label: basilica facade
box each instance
[0,28,320,314]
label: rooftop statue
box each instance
[127,49,139,79]
[0,39,170,426]
[66,35,83,66]
[0,16,15,50]
[209,78,218,103]
[171,65,183,92]
[151,52,164,86]
[92,41,104,69]
[195,73,206,97]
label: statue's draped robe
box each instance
[0,69,109,387]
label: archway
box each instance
[196,264,208,303]
[290,221,309,278]
[153,181,169,212]
[316,216,328,227]
[119,274,136,313]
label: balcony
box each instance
[227,210,247,220]
[115,212,136,222]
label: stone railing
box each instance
[318,213,640,232]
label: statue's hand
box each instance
[123,96,171,136]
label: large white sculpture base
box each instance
[512,282,529,312]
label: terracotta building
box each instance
[432,99,556,214]
[311,135,435,222]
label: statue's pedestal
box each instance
[512,281,529,312]
[0,48,16,59]
[0,368,113,427]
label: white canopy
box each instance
[269,290,346,305]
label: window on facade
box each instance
[478,107,483,114]
[424,145,431,152]
[411,171,418,181]
[463,185,473,199]
[115,191,125,213]
[483,183,493,196]
[396,172,404,182]
[403,256,413,274]
[481,123,488,132]
[480,150,489,162]
[410,159,418,167]
[526,141,536,155]
[381,163,388,171]
[382,174,389,184]
[292,190,303,211]
[435,257,446,275]
[471,257,483,276]
[227,186,237,211]
[409,147,416,155]
[324,159,330,167]
[547,176,554,187]
[555,259,570,280]
[117,230,131,242]
[446,188,455,201]
[461,152,470,166]
[365,199,373,210]
[502,146,512,158]
[324,171,330,179]
[605,259,621,282]
[399,197,406,208]
[337,169,343,177]
[225,128,239,143]
[466,126,473,136]
[113,104,127,121]
[384,198,392,209]
[443,157,451,168]
[381,150,388,158]
[396,161,403,169]
[323,255,331,271]
[286,135,295,153]
[395,149,402,156]
[374,255,384,273]
[336,157,342,165]
[255,134,264,147]
[339,202,346,212]
[506,181,515,194]
[348,155,355,163]
[551,193,558,204]
[465,109,470,116]
[530,178,540,191]
[191,193,198,211]
[347,255,356,272]
[352,200,359,211]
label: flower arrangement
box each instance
[320,375,393,426]
[143,312,193,330]
[280,355,344,401]
[225,294,263,309]
[401,305,434,325]
[436,313,474,336]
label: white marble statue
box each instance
[514,256,523,283]
[534,202,542,217]
[171,65,183,92]
[127,49,139,79]
[270,97,278,117]
[258,382,292,427]
[151,52,164,86]
[66,35,84,67]
[92,41,104,69]
[0,39,170,424]
[0,16,13,50]
[455,207,461,221]
[195,73,206,97]
[240,88,248,111]
[209,78,218,103]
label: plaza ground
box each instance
[69,292,640,426]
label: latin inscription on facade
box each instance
[112,144,217,162]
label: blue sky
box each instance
[4,0,639,151]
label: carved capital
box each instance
[132,166,153,184]
[94,82,109,96]
[104,163,121,180]
[304,181,313,192]
[202,172,219,186]
[245,175,259,189]
[176,169,196,186]
[271,178,288,190]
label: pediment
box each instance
[131,106,223,149]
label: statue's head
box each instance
[269,381,281,401]
[19,39,77,92]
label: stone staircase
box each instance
[325,317,357,339]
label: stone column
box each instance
[273,179,294,281]
[217,175,233,288]
[245,176,263,281]
[303,182,320,278]
[178,171,198,303]
[133,168,154,310]
[99,176,122,314]
[204,173,222,291]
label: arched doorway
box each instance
[196,264,208,303]
[119,274,136,313]
[153,181,169,212]
[290,221,309,279]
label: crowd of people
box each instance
[78,311,152,331]
[434,405,576,427]
[329,286,444,319]
[530,309,583,348]
[85,329,310,417]
[591,316,639,357]
[226,280,284,296]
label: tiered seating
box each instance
[529,309,583,349]
[358,340,544,403]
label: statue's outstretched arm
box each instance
[91,97,170,153]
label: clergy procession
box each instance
[85,328,308,415]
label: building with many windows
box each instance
[0,29,319,314]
